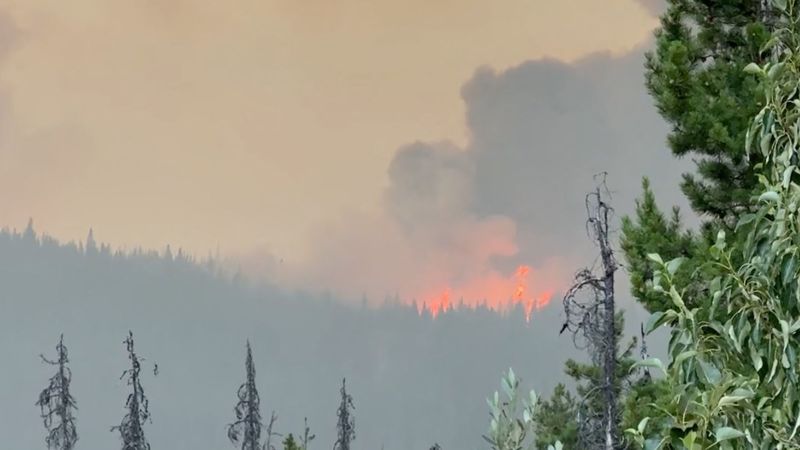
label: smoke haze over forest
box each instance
[0,0,696,448]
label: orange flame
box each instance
[417,264,554,322]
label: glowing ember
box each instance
[417,264,554,321]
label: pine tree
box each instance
[36,334,78,450]
[333,378,355,450]
[621,178,699,313]
[85,229,97,256]
[282,434,300,450]
[622,0,780,316]
[646,0,773,224]
[228,341,264,450]
[627,4,800,445]
[533,384,577,449]
[112,331,154,450]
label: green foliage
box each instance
[621,178,699,313]
[629,7,800,446]
[646,0,771,223]
[483,369,563,450]
[282,434,301,450]
[532,384,577,449]
[620,378,671,445]
[553,312,639,447]
[484,368,538,450]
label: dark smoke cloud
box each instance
[326,42,692,305]
[260,42,693,309]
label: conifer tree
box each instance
[36,334,78,450]
[646,0,773,223]
[627,4,800,446]
[621,179,699,313]
[112,331,154,450]
[282,434,300,450]
[623,1,780,315]
[333,378,355,450]
[228,341,264,450]
[532,384,577,450]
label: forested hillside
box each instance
[0,224,584,450]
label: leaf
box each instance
[744,62,763,75]
[666,257,685,276]
[772,0,788,11]
[669,286,686,311]
[645,311,666,333]
[637,417,650,434]
[718,394,748,407]
[647,253,664,265]
[759,191,780,203]
[633,358,667,376]
[783,254,797,285]
[781,319,790,351]
[674,350,698,365]
[714,427,745,442]
[698,359,721,385]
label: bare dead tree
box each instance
[264,411,281,450]
[333,378,355,450]
[228,341,266,450]
[112,331,155,450]
[36,334,78,450]
[301,417,315,450]
[561,180,621,450]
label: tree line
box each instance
[35,333,356,450]
[27,0,800,448]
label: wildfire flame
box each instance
[416,264,554,322]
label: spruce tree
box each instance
[532,384,577,449]
[228,341,264,450]
[112,331,153,450]
[621,179,699,313]
[333,378,355,450]
[646,0,773,223]
[282,434,300,450]
[623,0,779,314]
[36,334,78,450]
[627,3,800,445]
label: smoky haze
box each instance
[244,39,693,315]
[0,227,584,450]
[0,1,696,449]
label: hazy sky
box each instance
[0,0,683,305]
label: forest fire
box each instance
[416,264,555,321]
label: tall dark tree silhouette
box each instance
[228,341,264,450]
[333,378,355,450]
[112,331,154,450]
[561,180,622,449]
[36,334,78,450]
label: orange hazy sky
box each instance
[0,0,657,260]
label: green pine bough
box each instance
[628,1,800,448]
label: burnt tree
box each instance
[333,378,355,450]
[228,341,266,450]
[36,334,78,450]
[561,181,621,450]
[112,331,155,450]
